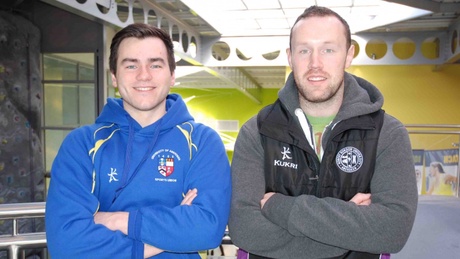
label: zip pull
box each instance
[309,175,319,181]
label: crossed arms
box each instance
[94,188,198,258]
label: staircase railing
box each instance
[0,202,47,259]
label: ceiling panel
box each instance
[152,0,459,91]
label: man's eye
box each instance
[126,65,136,69]
[324,49,334,53]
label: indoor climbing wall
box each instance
[0,10,44,238]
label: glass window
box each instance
[44,129,71,172]
[43,83,95,127]
[44,53,95,81]
[41,53,97,181]
[79,84,96,125]
[80,64,95,81]
[44,83,78,126]
[43,55,77,81]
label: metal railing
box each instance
[0,202,234,258]
[0,202,47,259]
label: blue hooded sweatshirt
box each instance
[45,94,231,258]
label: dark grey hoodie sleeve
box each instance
[228,117,349,258]
[261,115,418,254]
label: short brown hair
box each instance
[289,6,351,50]
[109,23,176,74]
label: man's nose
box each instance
[136,66,153,80]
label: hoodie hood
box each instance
[279,71,384,122]
[94,93,195,203]
[95,93,194,132]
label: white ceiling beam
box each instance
[384,0,460,13]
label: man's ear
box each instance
[170,71,176,88]
[345,44,355,68]
[111,72,118,88]
[286,48,293,70]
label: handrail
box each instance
[405,124,460,135]
[405,124,460,128]
[0,202,47,259]
[0,202,45,219]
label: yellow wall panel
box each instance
[173,64,460,152]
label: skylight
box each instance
[180,0,432,36]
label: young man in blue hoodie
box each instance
[45,23,231,258]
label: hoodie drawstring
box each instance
[112,119,163,203]
[295,108,315,152]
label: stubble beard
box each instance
[295,72,344,104]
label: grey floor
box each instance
[392,195,460,258]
